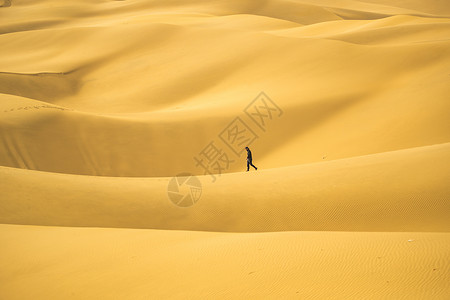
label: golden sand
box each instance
[1,0,449,298]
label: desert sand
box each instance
[0,0,449,299]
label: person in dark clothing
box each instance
[245,146,257,171]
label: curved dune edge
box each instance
[0,224,449,299]
[1,1,449,177]
[1,142,449,232]
[1,1,450,298]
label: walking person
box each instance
[245,146,258,171]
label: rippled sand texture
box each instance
[1,0,449,299]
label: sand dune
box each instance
[1,0,449,298]
[1,1,450,176]
[1,224,449,299]
[1,142,449,232]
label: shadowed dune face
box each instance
[1,143,449,232]
[1,1,450,299]
[0,0,450,176]
[0,71,79,101]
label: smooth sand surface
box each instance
[1,224,449,299]
[1,0,449,299]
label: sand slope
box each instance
[1,225,449,299]
[1,0,450,176]
[1,0,449,299]
[1,142,449,232]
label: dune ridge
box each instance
[1,1,450,176]
[1,142,449,232]
[1,0,449,299]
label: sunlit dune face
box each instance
[1,0,449,299]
